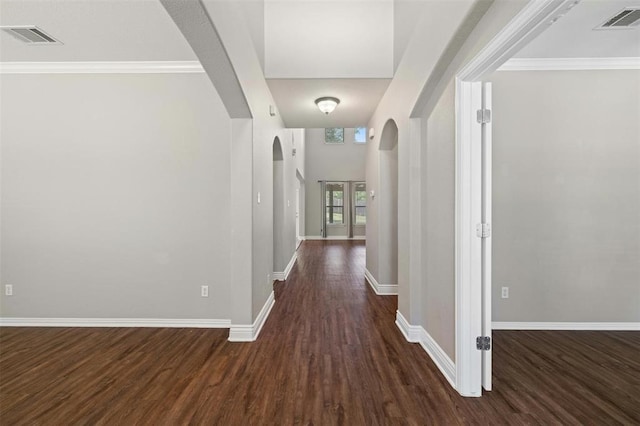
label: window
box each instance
[354,127,367,144]
[325,128,344,144]
[325,182,344,224]
[354,182,367,225]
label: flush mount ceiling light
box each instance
[315,97,340,115]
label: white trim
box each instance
[454,79,484,398]
[457,0,576,81]
[0,317,230,328]
[228,291,275,342]
[499,57,640,71]
[493,322,640,331]
[395,311,456,389]
[395,310,421,342]
[303,235,366,241]
[0,61,204,74]
[364,268,398,295]
[273,251,298,281]
[481,82,493,392]
[454,0,579,398]
[283,251,298,280]
[418,328,457,390]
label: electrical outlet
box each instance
[201,285,209,298]
[501,287,509,299]
[5,285,13,296]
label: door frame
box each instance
[453,0,578,397]
[351,181,367,238]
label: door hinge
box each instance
[476,336,491,350]
[476,223,491,238]
[476,109,491,124]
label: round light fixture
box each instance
[315,97,340,115]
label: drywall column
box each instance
[230,118,253,326]
[407,117,423,323]
[378,120,399,288]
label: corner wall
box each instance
[203,1,301,321]
[366,0,477,324]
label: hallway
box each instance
[1,241,639,424]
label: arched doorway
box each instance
[273,137,285,274]
[378,119,398,287]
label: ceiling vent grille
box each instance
[1,26,62,44]
[596,8,640,29]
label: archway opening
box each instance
[273,137,285,273]
[379,119,399,287]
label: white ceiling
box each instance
[0,0,422,129]
[264,0,393,79]
[515,0,640,58]
[266,78,391,128]
[262,0,405,128]
[0,0,197,62]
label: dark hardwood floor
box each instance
[1,241,639,424]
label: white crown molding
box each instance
[0,61,205,74]
[228,291,275,342]
[493,321,640,331]
[364,268,398,296]
[0,317,230,328]
[395,311,456,390]
[499,57,640,71]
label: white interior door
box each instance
[481,82,493,391]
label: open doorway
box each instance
[455,0,640,398]
[273,137,285,274]
[296,170,305,249]
[378,119,398,288]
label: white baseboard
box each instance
[395,310,421,342]
[273,251,298,281]
[395,311,456,390]
[0,317,231,328]
[493,321,640,331]
[364,268,398,295]
[228,290,275,342]
[303,236,366,241]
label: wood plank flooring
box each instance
[1,241,639,424]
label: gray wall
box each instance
[489,70,640,322]
[420,79,456,358]
[393,1,428,72]
[304,128,366,237]
[273,140,286,271]
[1,73,232,319]
[379,144,398,284]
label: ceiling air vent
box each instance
[1,26,62,44]
[596,8,640,29]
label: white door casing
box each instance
[453,0,578,397]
